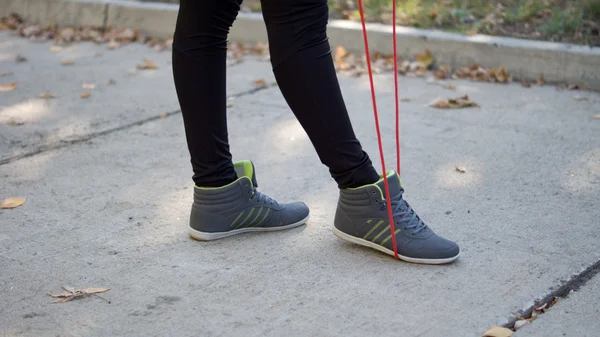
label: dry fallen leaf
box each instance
[48,285,110,303]
[6,119,24,126]
[252,79,267,88]
[49,45,62,53]
[430,95,479,109]
[482,326,513,337]
[137,59,158,70]
[513,320,528,330]
[490,67,509,83]
[573,95,588,101]
[15,54,27,62]
[455,166,466,173]
[81,92,91,99]
[38,93,56,99]
[1,197,27,209]
[61,60,75,66]
[593,114,600,119]
[0,82,17,92]
[106,39,120,50]
[537,74,545,86]
[82,83,96,90]
[108,79,116,85]
[415,49,433,68]
[160,113,168,119]
[434,65,451,80]
[567,84,589,91]
[520,80,531,88]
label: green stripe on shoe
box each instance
[230,211,245,229]
[372,224,391,242]
[246,207,263,227]
[380,229,401,246]
[254,208,271,227]
[363,220,384,240]
[234,208,255,229]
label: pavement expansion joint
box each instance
[502,258,600,330]
[0,80,272,166]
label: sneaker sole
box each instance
[332,227,459,265]
[189,214,310,241]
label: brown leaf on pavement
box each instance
[81,92,91,99]
[106,39,120,50]
[537,74,545,86]
[481,326,513,337]
[415,49,433,68]
[490,67,510,83]
[15,54,27,62]
[61,60,75,66]
[160,113,168,119]
[59,27,75,42]
[520,80,531,88]
[39,93,56,99]
[7,119,24,126]
[334,46,353,71]
[593,115,600,119]
[513,320,528,330]
[252,79,267,88]
[429,95,479,109]
[455,166,466,173]
[108,79,116,85]
[0,82,17,92]
[137,59,159,70]
[567,84,588,90]
[1,197,27,209]
[82,83,96,90]
[434,65,451,80]
[48,286,110,303]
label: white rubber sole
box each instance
[189,214,310,241]
[332,227,459,265]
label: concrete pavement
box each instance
[1,31,600,336]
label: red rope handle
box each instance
[356,0,400,260]
[393,0,401,176]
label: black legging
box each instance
[172,0,380,189]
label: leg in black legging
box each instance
[173,0,379,189]
[261,0,379,188]
[172,0,241,187]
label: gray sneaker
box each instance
[333,171,460,264]
[188,160,310,240]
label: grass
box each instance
[330,0,600,46]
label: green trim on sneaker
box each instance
[333,171,459,265]
[189,160,309,241]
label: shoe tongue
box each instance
[375,171,402,200]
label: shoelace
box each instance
[381,193,428,235]
[250,188,277,206]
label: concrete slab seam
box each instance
[503,259,600,331]
[0,83,273,166]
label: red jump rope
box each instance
[356,0,401,260]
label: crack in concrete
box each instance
[502,259,600,330]
[0,84,272,166]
